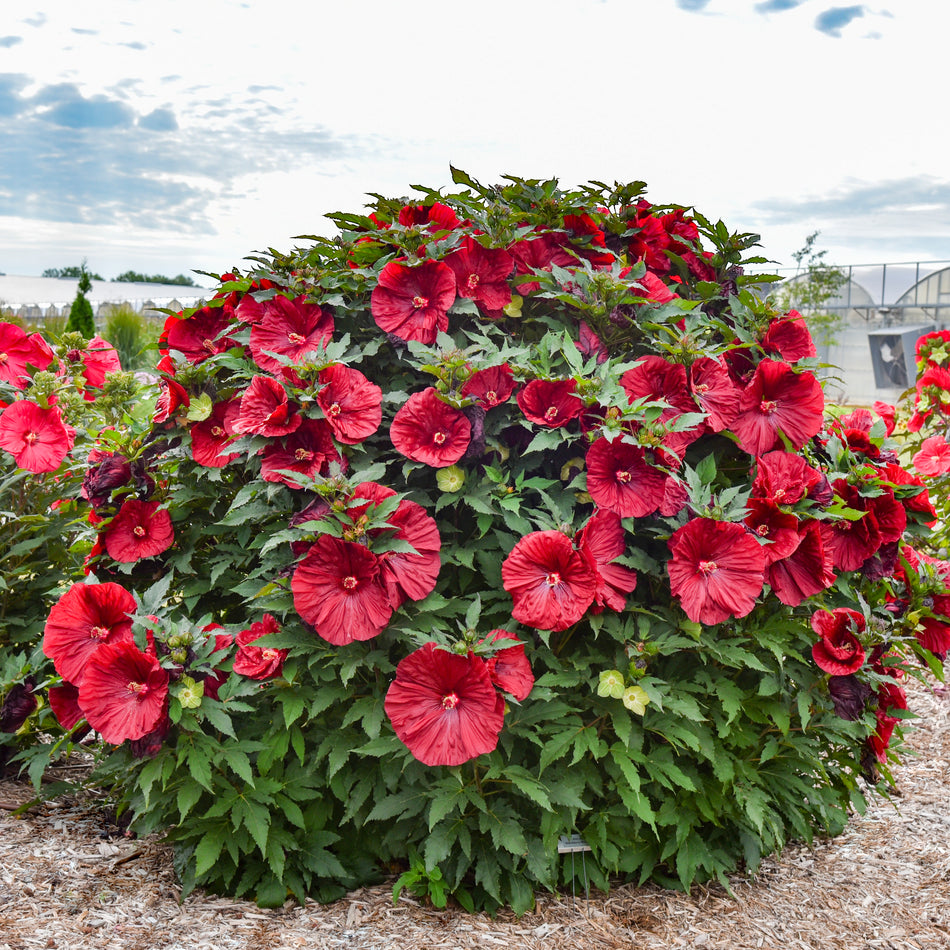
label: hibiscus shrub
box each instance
[20,171,950,912]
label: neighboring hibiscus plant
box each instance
[6,171,949,913]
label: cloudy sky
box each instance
[0,0,946,280]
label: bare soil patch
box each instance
[2,678,949,950]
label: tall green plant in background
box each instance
[103,306,161,371]
[65,261,96,339]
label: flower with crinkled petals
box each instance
[398,202,460,231]
[517,378,583,428]
[443,236,513,314]
[481,630,534,702]
[810,608,866,675]
[508,232,575,294]
[292,535,393,645]
[822,479,905,572]
[371,259,456,344]
[761,312,817,362]
[732,359,824,456]
[744,499,800,565]
[0,323,54,388]
[190,399,241,468]
[869,678,907,763]
[621,355,702,456]
[585,435,667,518]
[77,336,122,395]
[667,519,767,625]
[502,530,596,632]
[880,462,937,527]
[261,417,346,488]
[79,641,169,744]
[752,450,823,506]
[43,582,137,686]
[234,375,301,437]
[766,520,836,606]
[0,678,37,733]
[165,306,237,364]
[460,364,517,410]
[390,387,470,467]
[48,682,88,732]
[575,509,638,612]
[689,357,740,433]
[0,400,73,473]
[913,435,950,476]
[104,499,174,563]
[916,618,950,659]
[249,295,333,374]
[384,643,505,767]
[316,363,382,445]
[232,614,287,680]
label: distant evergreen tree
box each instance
[65,262,96,339]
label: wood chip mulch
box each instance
[2,677,949,950]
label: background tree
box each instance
[65,261,96,338]
[114,270,197,286]
[43,264,105,280]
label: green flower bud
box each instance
[597,669,625,700]
[622,685,650,715]
[436,465,465,493]
[176,676,204,709]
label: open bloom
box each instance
[517,378,584,428]
[810,608,866,675]
[0,323,54,388]
[234,375,301,437]
[370,259,456,344]
[191,399,241,467]
[249,295,333,373]
[460,364,517,409]
[77,336,122,394]
[79,641,169,744]
[912,435,950,477]
[444,236,513,314]
[260,418,346,487]
[0,400,73,473]
[575,509,638,612]
[316,363,382,445]
[667,519,767,624]
[43,582,137,685]
[502,530,596,631]
[164,306,237,364]
[384,643,505,767]
[390,388,470,467]
[585,436,667,518]
[104,500,174,563]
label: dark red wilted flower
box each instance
[79,641,169,744]
[104,500,174,563]
[585,436,667,518]
[501,530,596,631]
[43,582,137,685]
[249,295,333,374]
[233,614,287,680]
[191,399,241,468]
[384,642,505,767]
[667,519,767,625]
[390,388,471,467]
[810,607,866,675]
[575,509,638,612]
[234,375,301,437]
[481,630,534,702]
[732,359,824,456]
[371,259,456,344]
[516,378,584,428]
[828,674,873,721]
[766,520,836,606]
[316,363,382,445]
[81,450,133,507]
[261,417,346,488]
[292,535,393,645]
[460,364,517,410]
[1,678,37,732]
[0,400,73,473]
[0,323,54,388]
[444,236,513,313]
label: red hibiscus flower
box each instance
[248,295,333,374]
[76,335,122,394]
[316,364,382,445]
[481,630,534,702]
[621,355,702,456]
[398,202,460,231]
[761,312,817,362]
[0,323,54,388]
[744,499,800,565]
[384,643,505,767]
[104,500,174,563]
[880,462,937,527]
[390,388,471,467]
[575,509,638,612]
[766,520,836,606]
[370,259,456,344]
[508,233,575,294]
[443,236,513,314]
[752,450,823,506]
[0,400,73,473]
[292,535,393,645]
[43,582,137,686]
[460,364,517,409]
[261,417,346,488]
[563,213,614,266]
[232,614,287,680]
[516,378,584,428]
[372,498,442,607]
[234,375,301,438]
[916,618,950,659]
[872,401,896,435]
[868,679,907,763]
[79,641,169,744]
[585,436,668,518]
[810,608,866,675]
[732,360,824,456]
[501,530,596,631]
[689,357,740,433]
[165,306,237,364]
[912,435,950,476]
[191,399,241,467]
[822,479,905,572]
[48,682,88,732]
[667,519,767,625]
[630,270,677,304]
[577,322,609,364]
